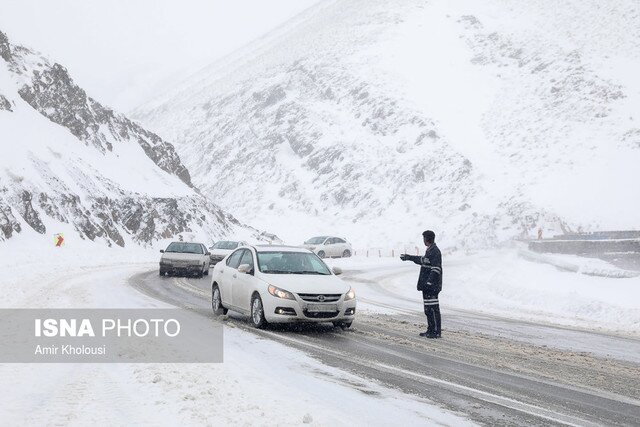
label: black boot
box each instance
[419,331,438,338]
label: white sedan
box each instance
[210,245,356,328]
[208,240,247,265]
[302,236,352,258]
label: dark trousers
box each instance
[422,290,441,335]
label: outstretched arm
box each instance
[400,254,422,265]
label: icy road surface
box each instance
[0,259,470,426]
[130,265,640,427]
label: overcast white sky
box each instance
[0,0,318,111]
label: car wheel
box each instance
[203,265,209,276]
[317,250,325,259]
[211,285,228,316]
[342,249,351,258]
[250,294,268,329]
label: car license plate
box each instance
[306,304,337,313]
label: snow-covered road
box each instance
[336,263,640,364]
[0,255,471,426]
[2,250,639,426]
[130,265,640,426]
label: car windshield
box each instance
[304,236,328,245]
[165,242,203,254]
[212,241,239,250]
[257,251,331,275]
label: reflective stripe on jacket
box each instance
[406,244,442,292]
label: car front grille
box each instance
[167,260,194,266]
[303,310,339,319]
[297,293,342,302]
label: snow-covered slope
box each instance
[134,0,640,248]
[0,30,272,247]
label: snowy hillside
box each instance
[0,30,271,247]
[134,0,640,248]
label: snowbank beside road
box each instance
[329,249,640,335]
[518,248,639,278]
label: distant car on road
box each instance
[302,236,352,258]
[159,242,210,278]
[210,245,356,329]
[208,240,248,265]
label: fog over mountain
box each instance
[134,0,640,249]
[0,30,271,247]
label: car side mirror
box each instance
[238,264,252,274]
[205,251,211,256]
[332,267,342,275]
[160,249,164,253]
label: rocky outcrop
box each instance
[16,63,192,186]
[0,29,272,247]
[0,31,11,62]
[18,191,46,234]
[1,30,192,187]
[0,186,257,246]
[0,198,21,240]
[0,94,11,111]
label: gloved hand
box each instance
[400,254,409,261]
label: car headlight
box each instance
[344,287,356,301]
[268,285,295,300]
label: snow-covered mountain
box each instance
[134,0,640,248]
[0,30,273,247]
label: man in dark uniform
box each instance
[400,230,442,338]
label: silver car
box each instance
[208,240,248,265]
[302,236,352,258]
[159,242,210,278]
